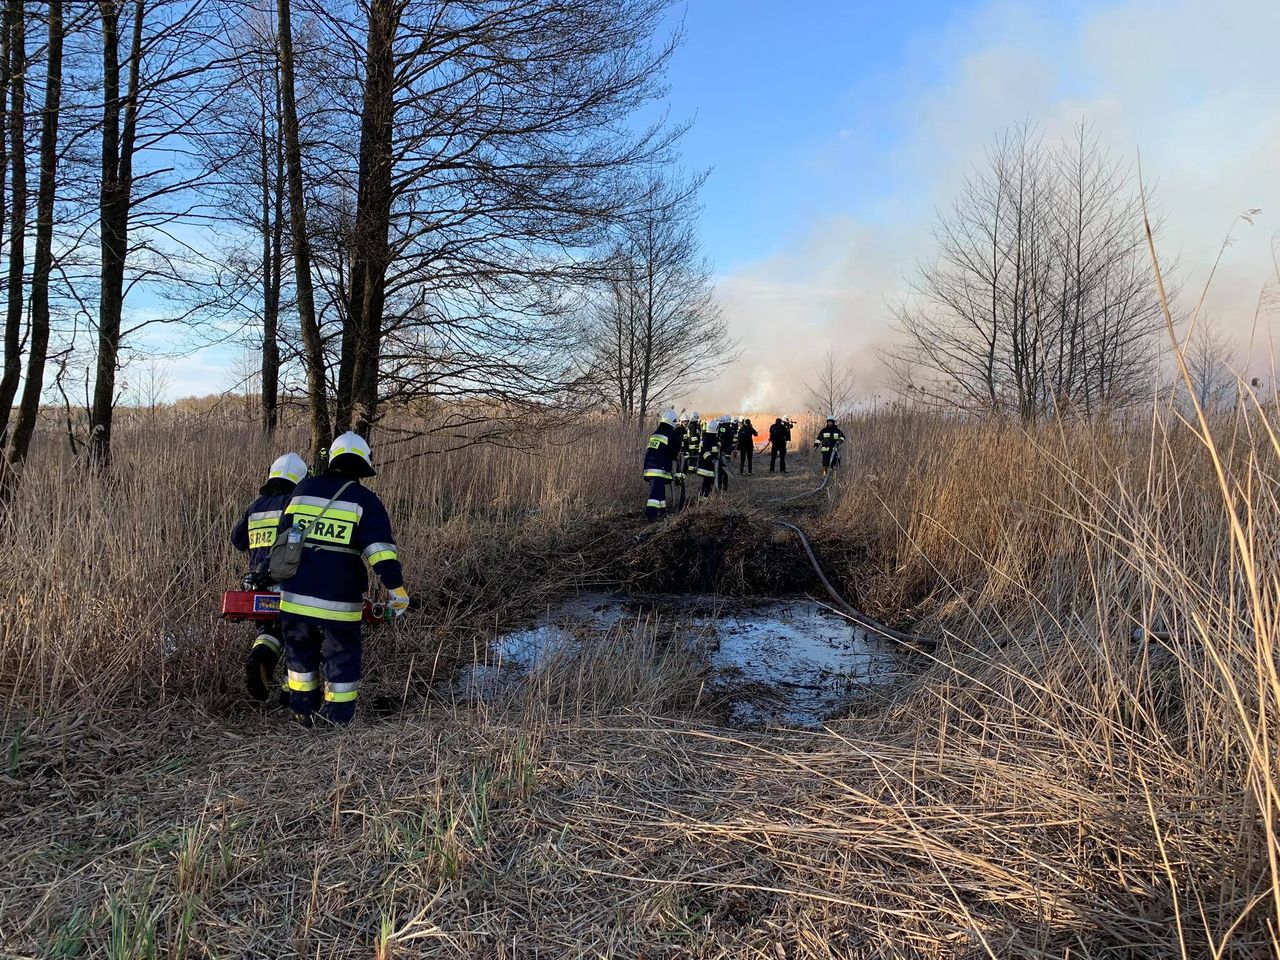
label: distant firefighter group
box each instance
[641,411,845,521]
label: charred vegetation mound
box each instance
[617,504,866,597]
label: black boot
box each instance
[245,645,279,702]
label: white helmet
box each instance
[703,417,719,433]
[263,451,307,493]
[660,409,678,425]
[827,413,837,421]
[329,431,376,476]
[689,410,699,421]
[267,451,307,484]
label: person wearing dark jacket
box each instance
[816,416,846,473]
[275,432,408,726]
[643,410,679,521]
[697,418,721,499]
[768,418,791,473]
[231,452,308,701]
[736,418,758,474]
[682,412,702,480]
[718,417,738,458]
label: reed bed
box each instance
[2,397,1278,957]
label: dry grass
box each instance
[2,398,1279,957]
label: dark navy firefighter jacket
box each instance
[231,491,294,576]
[817,424,846,451]
[643,421,677,480]
[273,474,405,622]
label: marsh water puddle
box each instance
[459,592,897,727]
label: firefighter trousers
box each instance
[770,445,787,472]
[280,614,363,725]
[645,477,669,522]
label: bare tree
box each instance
[1182,321,1239,414]
[0,0,26,443]
[297,0,685,443]
[584,172,730,423]
[277,0,329,459]
[8,0,64,468]
[804,347,857,419]
[888,122,1164,421]
[86,0,232,466]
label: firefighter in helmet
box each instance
[672,412,690,479]
[683,411,702,481]
[274,432,409,726]
[697,417,722,499]
[815,415,846,473]
[643,409,679,521]
[231,452,308,701]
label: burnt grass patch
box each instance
[615,504,867,598]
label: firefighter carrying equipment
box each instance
[233,454,308,702]
[276,445,406,724]
[274,471,405,623]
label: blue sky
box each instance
[661,0,956,269]
[661,0,1090,271]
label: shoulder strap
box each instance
[297,480,355,546]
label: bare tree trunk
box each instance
[277,0,330,458]
[341,0,398,438]
[8,0,62,469]
[89,0,143,469]
[258,77,282,435]
[0,0,25,444]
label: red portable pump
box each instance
[220,590,395,625]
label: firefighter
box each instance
[643,409,679,521]
[231,452,308,702]
[683,411,702,480]
[275,432,409,726]
[736,417,758,475]
[716,417,737,491]
[697,417,721,499]
[672,413,689,478]
[768,417,790,473]
[816,415,846,473]
[717,416,738,456]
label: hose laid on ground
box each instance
[763,463,832,504]
[771,519,936,651]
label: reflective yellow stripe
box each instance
[253,634,282,655]
[288,670,319,691]
[367,550,396,566]
[283,506,356,546]
[646,499,667,508]
[643,470,673,480]
[279,595,363,623]
[324,681,360,702]
[286,502,360,524]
